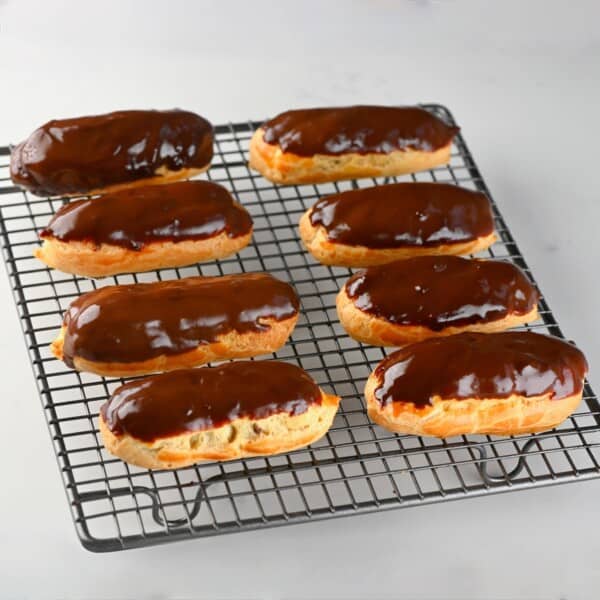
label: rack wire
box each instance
[1,104,598,553]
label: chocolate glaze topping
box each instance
[373,332,588,408]
[61,274,299,367]
[346,256,539,331]
[261,106,459,157]
[310,183,494,249]
[40,180,252,250]
[10,109,213,196]
[101,361,322,442]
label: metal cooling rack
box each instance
[1,104,598,553]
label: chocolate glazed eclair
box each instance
[99,361,341,469]
[365,332,588,437]
[35,180,253,278]
[337,255,539,345]
[250,106,459,184]
[10,109,213,197]
[300,182,496,267]
[51,273,299,376]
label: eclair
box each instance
[249,106,459,184]
[99,361,340,469]
[337,256,539,345]
[300,182,496,267]
[51,273,299,376]
[365,332,588,438]
[35,180,253,278]
[10,109,213,197]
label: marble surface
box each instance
[0,1,599,598]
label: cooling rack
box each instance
[1,104,598,552]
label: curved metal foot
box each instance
[474,438,538,485]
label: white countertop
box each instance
[1,1,599,598]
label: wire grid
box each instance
[0,104,598,553]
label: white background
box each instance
[1,1,599,598]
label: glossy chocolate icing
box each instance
[61,274,299,367]
[373,332,588,407]
[10,109,213,196]
[310,183,494,249]
[261,106,458,157]
[346,256,538,331]
[40,180,252,250]
[101,361,322,442]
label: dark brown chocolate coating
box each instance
[310,183,494,249]
[61,274,299,367]
[101,361,322,442]
[10,109,213,197]
[261,106,458,157]
[40,180,252,250]
[373,332,588,407]
[346,256,538,331]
